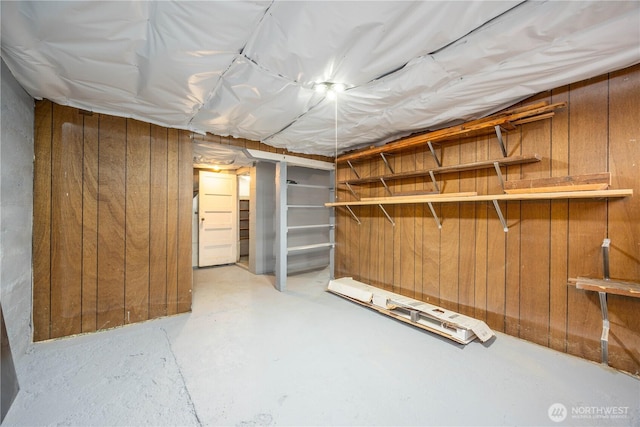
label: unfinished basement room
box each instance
[1,2,639,426]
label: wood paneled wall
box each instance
[33,101,193,340]
[335,65,640,375]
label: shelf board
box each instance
[287,242,334,253]
[288,204,327,208]
[338,154,541,185]
[337,101,566,163]
[288,183,333,190]
[287,224,334,231]
[569,277,640,298]
[325,189,633,207]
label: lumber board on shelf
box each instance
[339,154,542,185]
[337,101,566,163]
[326,189,633,207]
[504,172,610,194]
[568,277,640,298]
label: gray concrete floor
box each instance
[3,266,639,426]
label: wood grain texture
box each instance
[82,113,99,333]
[566,75,609,362]
[50,104,83,338]
[150,125,169,317]
[33,100,53,341]
[414,148,425,301]
[177,131,193,313]
[519,116,552,346]
[358,159,372,286]
[400,150,416,298]
[504,126,522,337]
[439,140,460,311]
[458,138,476,316]
[486,132,507,331]
[125,119,151,323]
[474,134,489,321]
[97,114,127,331]
[549,85,570,352]
[606,65,640,375]
[166,129,179,315]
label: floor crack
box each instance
[160,327,203,426]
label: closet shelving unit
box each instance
[238,199,249,257]
[275,162,335,291]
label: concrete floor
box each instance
[4,265,639,426]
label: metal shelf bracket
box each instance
[427,141,442,167]
[492,199,508,232]
[378,204,395,226]
[345,205,361,225]
[427,202,442,229]
[380,153,394,174]
[494,125,508,157]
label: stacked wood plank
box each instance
[337,101,567,163]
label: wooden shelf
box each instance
[339,154,541,185]
[325,189,632,207]
[569,277,640,298]
[337,101,566,163]
[288,204,327,208]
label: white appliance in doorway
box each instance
[198,170,238,267]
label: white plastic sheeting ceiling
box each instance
[2,1,639,156]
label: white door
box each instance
[198,170,237,267]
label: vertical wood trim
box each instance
[125,119,151,323]
[149,125,169,318]
[97,114,126,330]
[33,100,53,341]
[177,131,193,313]
[166,129,179,315]
[81,113,99,333]
[50,104,83,338]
